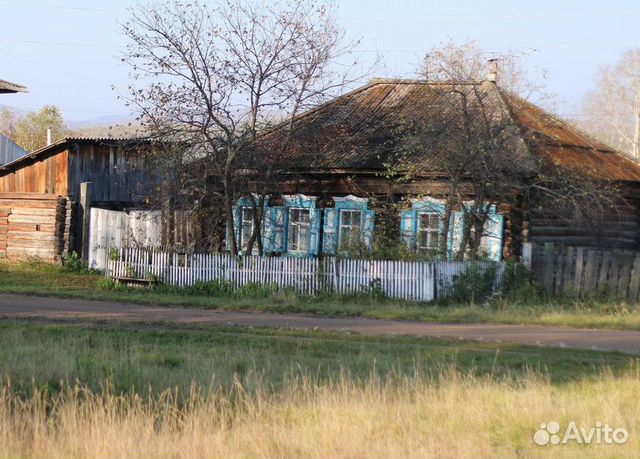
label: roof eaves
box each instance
[0,79,28,94]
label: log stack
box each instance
[0,193,70,261]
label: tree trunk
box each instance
[439,191,454,259]
[223,172,237,256]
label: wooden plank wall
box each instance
[532,242,640,301]
[528,210,640,250]
[0,193,70,261]
[67,144,147,203]
[0,142,149,205]
[88,208,196,270]
[0,149,68,195]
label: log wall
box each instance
[0,193,71,261]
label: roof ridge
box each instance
[368,78,484,86]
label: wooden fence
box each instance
[105,247,505,302]
[89,207,196,270]
[532,243,640,301]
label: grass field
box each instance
[0,320,635,394]
[0,320,639,458]
[2,260,640,330]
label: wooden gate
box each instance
[0,193,71,261]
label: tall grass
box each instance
[1,370,639,459]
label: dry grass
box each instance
[1,371,639,459]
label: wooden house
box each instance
[228,78,640,261]
[0,137,149,260]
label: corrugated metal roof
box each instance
[0,79,27,94]
[0,134,28,166]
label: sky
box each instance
[1,0,640,123]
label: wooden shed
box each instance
[0,137,149,261]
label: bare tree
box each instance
[388,40,620,260]
[122,0,361,255]
[415,40,539,257]
[580,49,640,159]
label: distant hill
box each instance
[67,114,133,129]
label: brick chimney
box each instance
[486,58,498,83]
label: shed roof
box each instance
[0,137,149,173]
[272,79,640,181]
[0,79,27,94]
[0,133,28,166]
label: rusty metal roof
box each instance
[275,79,640,182]
[273,80,483,171]
[502,93,640,181]
[0,79,27,94]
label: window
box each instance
[288,208,310,253]
[240,207,254,252]
[339,209,362,248]
[417,213,441,254]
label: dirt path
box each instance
[1,293,640,354]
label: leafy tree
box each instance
[12,105,69,151]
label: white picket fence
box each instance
[104,247,505,302]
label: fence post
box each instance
[79,181,93,260]
[521,242,532,269]
[542,242,555,295]
[628,254,640,302]
[573,247,585,296]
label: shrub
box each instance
[108,248,120,261]
[96,277,116,291]
[180,279,235,296]
[144,272,159,282]
[61,251,94,274]
[360,277,386,299]
[443,261,499,305]
[124,265,138,278]
[238,282,278,298]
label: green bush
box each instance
[61,251,94,274]
[96,277,116,291]
[108,248,120,261]
[179,279,235,296]
[359,277,386,299]
[144,272,159,282]
[443,262,499,305]
[238,282,279,298]
[124,265,138,278]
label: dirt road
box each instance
[1,293,639,353]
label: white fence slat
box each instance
[106,246,507,302]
